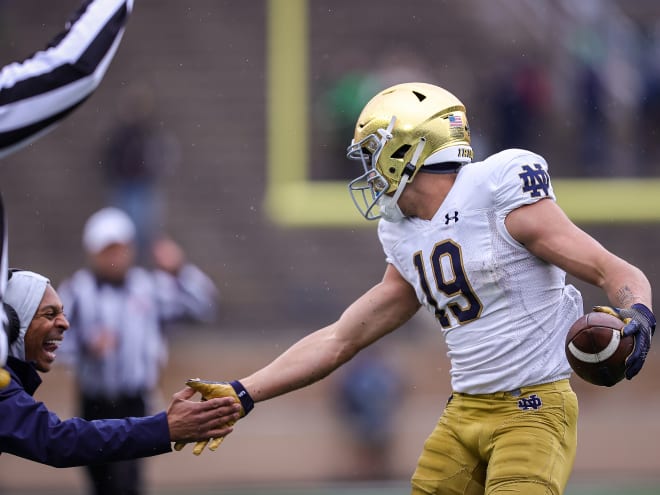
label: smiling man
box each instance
[0,269,240,467]
[7,273,66,373]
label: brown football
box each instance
[565,311,633,387]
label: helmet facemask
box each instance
[347,116,396,220]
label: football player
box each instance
[184,83,655,495]
[0,0,133,385]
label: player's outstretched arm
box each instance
[175,265,420,455]
[241,265,420,402]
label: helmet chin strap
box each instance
[378,137,426,222]
[379,180,408,222]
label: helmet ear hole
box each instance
[391,144,411,159]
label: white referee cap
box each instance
[82,207,136,254]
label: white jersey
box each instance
[379,149,583,394]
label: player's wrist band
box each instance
[631,303,656,335]
[230,380,254,415]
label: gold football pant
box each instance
[411,379,578,495]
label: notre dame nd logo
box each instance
[517,394,543,411]
[518,164,550,197]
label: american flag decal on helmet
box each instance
[448,114,463,128]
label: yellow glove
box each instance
[0,368,10,389]
[174,378,254,455]
[593,305,632,324]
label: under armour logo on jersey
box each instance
[518,164,550,197]
[517,394,543,411]
[444,211,459,224]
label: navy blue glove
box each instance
[594,303,655,380]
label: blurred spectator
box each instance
[319,71,381,180]
[101,81,181,262]
[57,207,219,495]
[563,4,613,176]
[489,63,551,152]
[575,59,609,176]
[637,21,660,172]
[335,349,402,480]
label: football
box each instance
[565,311,633,387]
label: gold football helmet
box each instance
[346,82,472,220]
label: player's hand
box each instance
[173,379,254,455]
[593,303,656,379]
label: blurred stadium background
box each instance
[2,0,660,493]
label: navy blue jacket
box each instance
[0,357,171,467]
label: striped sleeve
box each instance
[0,195,7,368]
[0,0,133,158]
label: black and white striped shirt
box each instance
[0,0,133,158]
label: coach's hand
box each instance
[173,379,254,454]
[166,386,241,448]
[593,303,656,380]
